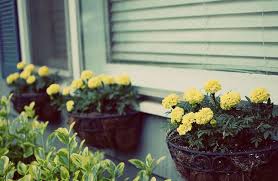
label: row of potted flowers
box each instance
[6,61,278,181]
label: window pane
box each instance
[27,0,70,70]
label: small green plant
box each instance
[129,154,166,181]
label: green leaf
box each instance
[145,154,153,168]
[156,156,166,166]
[0,156,9,175]
[60,166,70,180]
[55,128,69,144]
[71,153,82,168]
[17,161,28,175]
[115,162,125,177]
[128,159,145,170]
[56,148,69,167]
[18,174,32,181]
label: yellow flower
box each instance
[6,73,19,84]
[38,66,49,77]
[17,61,26,70]
[46,84,60,96]
[170,107,184,123]
[162,94,179,109]
[24,64,35,72]
[250,88,270,104]
[150,177,156,181]
[80,70,94,80]
[182,112,196,124]
[184,88,204,105]
[204,80,222,94]
[66,100,74,112]
[26,75,36,85]
[88,76,102,89]
[62,87,71,96]
[20,70,31,79]
[220,91,241,110]
[195,107,214,125]
[99,74,114,85]
[71,79,84,90]
[115,74,131,86]
[177,121,192,136]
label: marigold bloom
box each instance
[204,80,222,94]
[250,88,270,103]
[71,79,83,90]
[115,74,131,86]
[26,75,36,85]
[17,61,26,70]
[195,107,214,125]
[184,88,204,105]
[220,91,241,110]
[88,76,102,89]
[162,94,179,109]
[170,107,184,123]
[66,100,74,112]
[38,66,49,77]
[177,122,192,136]
[46,84,60,95]
[80,70,94,80]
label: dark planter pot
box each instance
[11,93,60,122]
[68,112,143,152]
[166,129,278,181]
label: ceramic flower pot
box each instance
[68,112,143,152]
[166,129,278,181]
[11,92,60,122]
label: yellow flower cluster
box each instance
[250,88,270,103]
[20,70,31,80]
[26,75,36,85]
[195,107,214,125]
[6,73,19,84]
[170,107,184,123]
[24,64,35,72]
[99,74,115,85]
[88,76,102,89]
[220,91,241,110]
[115,74,131,86]
[80,70,94,80]
[162,94,179,109]
[177,121,192,136]
[204,80,222,94]
[182,112,196,124]
[71,79,84,90]
[62,87,71,96]
[184,88,204,105]
[46,84,60,96]
[66,100,74,112]
[17,61,26,70]
[38,66,49,77]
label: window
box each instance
[26,0,71,71]
[109,0,278,74]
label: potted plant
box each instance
[48,70,142,152]
[163,80,278,181]
[5,61,61,121]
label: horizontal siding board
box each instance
[111,0,278,22]
[112,42,278,58]
[112,12,278,31]
[111,0,224,12]
[112,28,278,43]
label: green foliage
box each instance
[129,154,166,181]
[0,95,165,181]
[0,96,47,165]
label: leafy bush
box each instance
[0,95,47,163]
[48,70,139,115]
[0,95,167,181]
[163,80,278,152]
[6,61,60,94]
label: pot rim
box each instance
[68,111,139,119]
[166,128,278,156]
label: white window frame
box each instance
[16,0,81,79]
[74,0,278,117]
